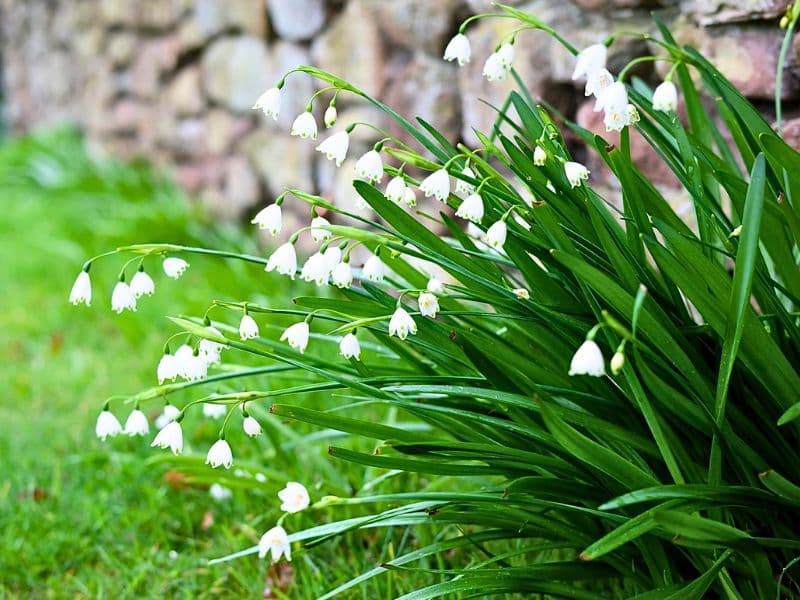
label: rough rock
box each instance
[179,0,267,50]
[201,36,270,112]
[267,0,327,42]
[217,156,261,218]
[206,109,255,154]
[367,0,462,56]
[166,66,205,116]
[241,129,316,199]
[107,32,137,68]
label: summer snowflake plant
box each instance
[73,4,800,598]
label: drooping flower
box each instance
[427,277,445,295]
[111,280,137,314]
[173,344,193,376]
[484,220,507,250]
[124,409,149,436]
[339,332,361,360]
[130,269,155,298]
[626,104,640,126]
[239,314,259,340]
[266,242,297,278]
[419,169,450,201]
[199,327,227,364]
[258,526,291,562]
[290,110,317,140]
[455,192,484,222]
[585,68,614,99]
[323,246,342,271]
[331,261,353,288]
[455,167,476,196]
[418,292,440,318]
[512,288,530,300]
[533,146,546,166]
[96,410,122,441]
[572,43,607,81]
[281,321,310,354]
[443,33,471,66]
[564,161,590,188]
[202,403,227,419]
[604,106,629,132]
[385,175,407,203]
[354,149,384,184]
[301,252,330,286]
[595,81,628,114]
[568,340,606,377]
[389,307,417,340]
[652,81,678,112]
[482,50,510,81]
[209,483,233,501]
[251,204,282,235]
[163,257,189,279]
[253,86,281,120]
[278,482,311,513]
[69,270,92,306]
[324,105,337,128]
[610,351,626,375]
[496,43,515,68]
[316,131,350,167]
[243,415,262,437]
[155,403,180,430]
[310,216,331,243]
[151,420,183,454]
[181,349,209,381]
[206,439,234,469]
[402,186,417,207]
[362,255,386,282]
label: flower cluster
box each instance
[258,482,312,563]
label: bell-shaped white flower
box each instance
[202,403,227,419]
[324,105,337,128]
[484,220,507,250]
[482,50,510,81]
[69,271,92,306]
[199,327,227,364]
[626,104,640,126]
[339,332,361,360]
[278,482,310,513]
[610,351,626,375]
[111,281,137,314]
[533,146,546,166]
[155,403,180,430]
[180,350,208,381]
[585,68,614,99]
[151,420,183,454]
[301,252,330,286]
[402,186,417,207]
[455,192,484,223]
[281,321,310,353]
[290,110,317,140]
[568,340,606,377]
[362,255,386,282]
[564,161,590,188]
[443,33,471,66]
[427,277,445,295]
[157,352,178,384]
[253,86,281,120]
[389,307,417,340]
[323,246,342,271]
[206,439,233,469]
[309,216,332,243]
[653,81,678,112]
[603,106,629,132]
[331,260,353,288]
[266,242,297,279]
[455,167,476,196]
[418,292,440,318]
[572,43,607,81]
[163,257,189,279]
[385,175,407,203]
[595,81,628,114]
[251,204,282,235]
[243,415,262,437]
[124,409,149,436]
[239,314,259,340]
[259,526,291,562]
[496,43,515,68]
[96,410,122,441]
[419,169,450,201]
[513,287,530,300]
[316,131,349,167]
[130,270,155,298]
[354,149,384,184]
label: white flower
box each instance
[259,526,291,562]
[533,146,546,166]
[310,216,332,243]
[610,351,625,375]
[568,340,606,377]
[443,33,471,66]
[163,257,189,279]
[155,404,180,430]
[455,167,476,196]
[130,270,155,298]
[626,104,640,126]
[239,314,259,340]
[339,332,361,360]
[124,409,149,436]
[427,277,445,295]
[199,327,227,363]
[564,161,590,188]
[418,292,440,318]
[324,105,337,128]
[419,169,450,201]
[513,288,530,300]
[301,252,330,286]
[209,483,233,501]
[354,149,383,184]
[316,131,349,167]
[266,242,297,278]
[403,186,417,207]
[362,255,386,282]
[69,271,92,306]
[467,222,482,239]
[484,220,507,250]
[385,175,407,203]
[111,281,137,313]
[290,110,317,140]
[151,420,183,454]
[585,68,614,99]
[251,204,282,235]
[202,403,227,419]
[483,50,510,81]
[389,307,417,340]
[243,415,262,437]
[496,43,515,67]
[331,261,353,288]
[595,81,628,114]
[455,192,484,222]
[96,410,122,441]
[253,86,281,120]
[281,321,310,353]
[278,482,310,513]
[173,344,193,376]
[323,246,342,271]
[181,351,209,381]
[653,81,678,112]
[206,439,233,469]
[572,43,607,81]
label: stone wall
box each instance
[1,0,796,220]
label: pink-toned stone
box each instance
[201,36,270,113]
[366,0,462,56]
[267,0,327,42]
[166,67,205,116]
